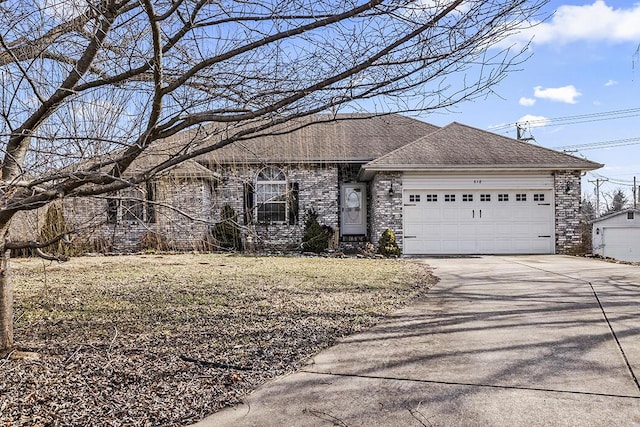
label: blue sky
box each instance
[418,0,640,210]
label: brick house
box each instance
[60,113,602,255]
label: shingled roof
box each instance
[362,122,602,176]
[199,113,439,165]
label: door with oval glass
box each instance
[341,183,367,235]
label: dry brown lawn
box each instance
[1,254,436,426]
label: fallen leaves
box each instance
[2,254,435,426]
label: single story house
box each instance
[592,209,640,262]
[57,113,602,255]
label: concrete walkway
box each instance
[193,256,640,426]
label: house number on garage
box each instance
[473,179,482,184]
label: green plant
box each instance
[377,228,401,257]
[210,204,243,251]
[301,210,329,253]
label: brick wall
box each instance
[554,170,583,254]
[63,179,213,252]
[210,164,339,250]
[370,172,403,248]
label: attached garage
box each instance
[402,174,554,255]
[361,122,603,256]
[592,209,640,262]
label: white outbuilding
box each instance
[592,209,640,262]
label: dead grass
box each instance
[1,254,436,426]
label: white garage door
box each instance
[403,189,554,255]
[602,227,640,262]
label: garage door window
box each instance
[480,194,491,202]
[462,194,473,202]
[409,194,421,202]
[498,193,509,201]
[426,194,438,202]
[516,193,527,201]
[445,194,456,202]
[533,193,545,202]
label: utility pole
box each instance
[515,123,535,142]
[588,178,608,217]
[634,176,637,209]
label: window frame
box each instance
[107,184,156,224]
[255,166,288,224]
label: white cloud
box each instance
[533,85,581,104]
[498,1,640,47]
[604,79,618,86]
[517,114,550,128]
[519,97,536,106]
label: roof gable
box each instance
[364,122,602,172]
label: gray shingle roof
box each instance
[363,122,603,172]
[200,113,440,165]
[591,208,640,224]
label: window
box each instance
[107,185,156,224]
[425,194,437,202]
[462,194,473,202]
[533,193,545,202]
[480,194,491,202]
[628,212,635,220]
[498,193,509,202]
[516,193,527,202]
[409,194,421,203]
[122,188,145,221]
[445,194,456,202]
[107,197,119,224]
[256,167,287,223]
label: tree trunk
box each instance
[0,248,13,352]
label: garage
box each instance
[592,209,640,262]
[360,122,603,255]
[402,175,555,255]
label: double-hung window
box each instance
[256,167,287,223]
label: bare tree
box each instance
[0,0,547,351]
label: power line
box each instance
[555,137,640,151]
[588,172,637,187]
[491,106,640,132]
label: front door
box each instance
[341,183,367,236]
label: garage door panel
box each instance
[403,188,553,255]
[602,228,640,262]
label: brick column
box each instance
[370,172,403,248]
[554,170,582,254]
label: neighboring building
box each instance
[592,209,640,262]
[54,113,602,255]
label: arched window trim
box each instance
[255,166,288,223]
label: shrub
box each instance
[377,228,401,257]
[39,203,71,257]
[140,231,168,252]
[210,204,243,251]
[301,210,329,253]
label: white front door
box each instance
[341,184,367,235]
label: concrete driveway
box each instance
[193,256,640,426]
